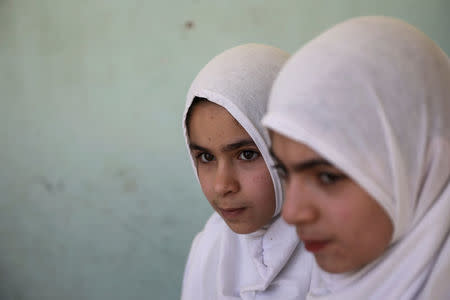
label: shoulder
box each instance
[203,212,227,232]
[183,212,230,270]
[181,213,229,300]
[189,212,228,253]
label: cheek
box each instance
[249,166,274,191]
[251,172,273,186]
[246,168,276,209]
[358,202,393,248]
[252,175,275,201]
[197,169,215,201]
[332,195,393,267]
[332,206,354,226]
[329,201,373,241]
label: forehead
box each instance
[188,101,251,145]
[270,131,319,161]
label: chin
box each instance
[226,223,257,234]
[316,258,354,274]
[318,265,346,274]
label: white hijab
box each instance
[183,43,288,217]
[181,44,313,299]
[263,16,450,299]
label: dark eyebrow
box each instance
[221,139,256,152]
[292,159,333,172]
[189,143,208,152]
[189,139,256,153]
[269,148,332,172]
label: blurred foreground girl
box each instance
[263,16,450,299]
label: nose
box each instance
[214,162,239,197]
[282,180,318,225]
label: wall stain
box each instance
[114,168,139,193]
[36,176,65,195]
[184,20,195,30]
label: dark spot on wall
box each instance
[184,20,195,30]
[113,168,139,193]
[36,177,65,194]
[42,180,53,193]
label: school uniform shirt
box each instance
[182,213,312,299]
[181,44,313,299]
[263,16,450,300]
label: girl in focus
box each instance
[181,44,313,299]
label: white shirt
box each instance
[182,213,313,300]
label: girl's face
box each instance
[270,132,393,273]
[187,101,275,234]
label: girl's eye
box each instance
[198,152,215,163]
[318,172,346,185]
[239,150,259,161]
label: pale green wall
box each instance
[0,0,448,299]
